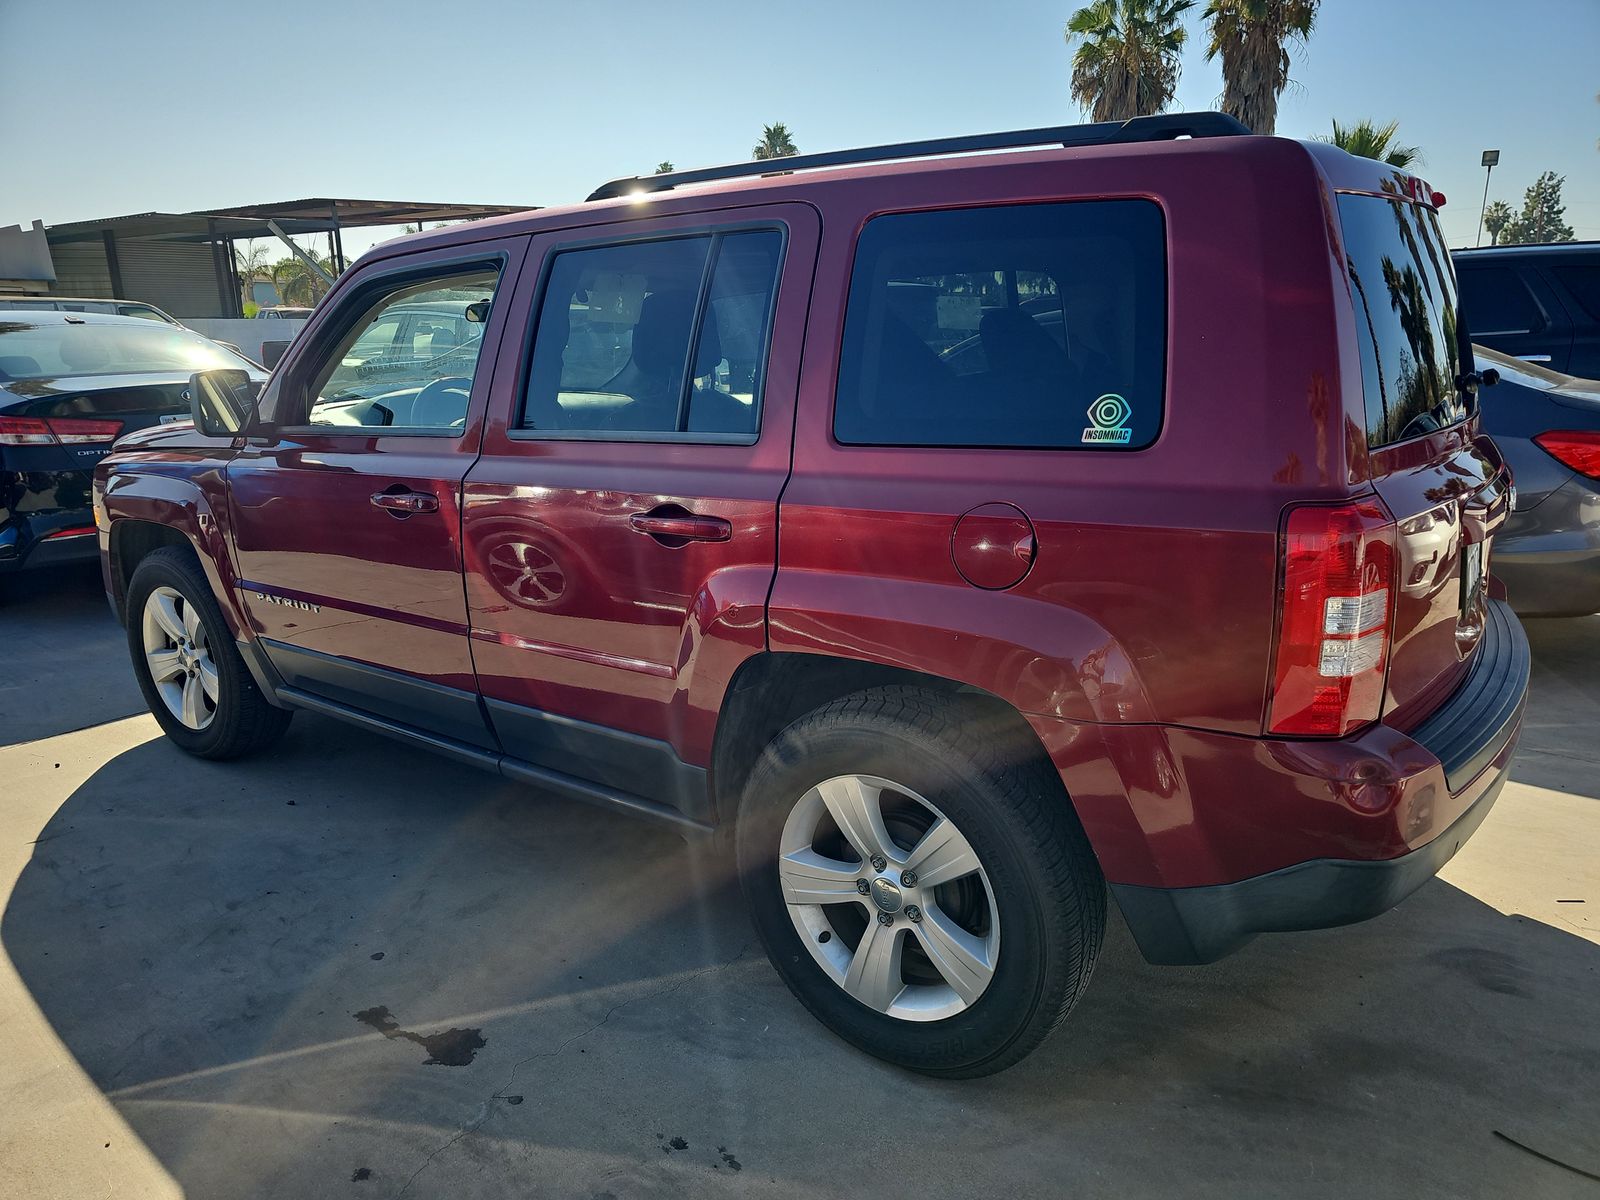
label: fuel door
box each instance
[951,502,1036,590]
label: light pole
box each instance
[1476,149,1500,246]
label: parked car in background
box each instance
[1473,343,1600,616]
[0,294,180,325]
[1454,243,1600,378]
[0,312,262,579]
[97,116,1528,1076]
[255,306,315,319]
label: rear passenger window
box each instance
[1457,267,1544,335]
[833,201,1166,449]
[520,229,783,441]
[1553,265,1600,322]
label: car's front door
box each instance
[229,237,527,746]
[461,207,817,817]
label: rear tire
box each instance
[735,686,1105,1077]
[126,546,290,759]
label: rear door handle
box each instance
[370,490,439,515]
[629,511,731,543]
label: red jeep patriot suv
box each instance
[96,114,1529,1077]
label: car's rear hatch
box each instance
[1333,187,1512,730]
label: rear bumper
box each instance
[1085,600,1530,964]
[1111,764,1510,964]
[0,520,100,572]
[1494,475,1600,616]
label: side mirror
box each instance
[188,369,259,436]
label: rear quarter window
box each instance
[1553,264,1600,322]
[833,200,1167,449]
[1457,265,1544,335]
[1337,193,1465,448]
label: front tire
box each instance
[126,546,291,759]
[735,686,1105,1077]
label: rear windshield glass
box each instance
[1337,193,1465,447]
[0,320,254,382]
[834,200,1167,449]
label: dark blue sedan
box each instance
[0,311,263,579]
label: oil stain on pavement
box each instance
[353,1005,485,1066]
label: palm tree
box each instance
[271,255,336,307]
[654,161,675,174]
[1202,0,1318,134]
[752,123,798,160]
[1482,200,1513,247]
[1323,118,1421,168]
[1065,0,1195,122]
[233,239,271,305]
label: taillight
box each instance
[1269,499,1397,737]
[0,416,55,445]
[1534,430,1600,479]
[46,417,123,443]
[0,416,123,445]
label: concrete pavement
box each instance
[1,568,1596,1199]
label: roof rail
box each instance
[586,112,1250,202]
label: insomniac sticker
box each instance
[1081,393,1133,445]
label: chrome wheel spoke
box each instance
[913,902,995,1007]
[815,775,893,864]
[196,656,220,702]
[842,919,905,1012]
[149,592,186,642]
[181,598,203,642]
[180,673,205,728]
[904,817,983,888]
[778,849,866,907]
[146,648,185,684]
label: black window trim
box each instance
[510,218,789,447]
[829,196,1171,452]
[273,250,511,439]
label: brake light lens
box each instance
[1534,430,1600,480]
[1269,500,1397,737]
[0,415,123,445]
[0,416,55,445]
[48,417,123,443]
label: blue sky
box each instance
[2,0,1596,258]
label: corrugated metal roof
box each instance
[45,198,533,243]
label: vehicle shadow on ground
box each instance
[0,561,144,747]
[5,713,1599,1199]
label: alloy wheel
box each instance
[777,773,1000,1021]
[141,586,218,731]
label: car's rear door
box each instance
[228,237,527,746]
[461,205,817,817]
[1337,192,1511,727]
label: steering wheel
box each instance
[411,376,474,428]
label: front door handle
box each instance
[370,490,439,515]
[629,511,731,543]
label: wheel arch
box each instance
[709,652,1076,830]
[103,468,247,638]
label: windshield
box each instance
[0,320,255,382]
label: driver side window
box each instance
[305,267,500,433]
